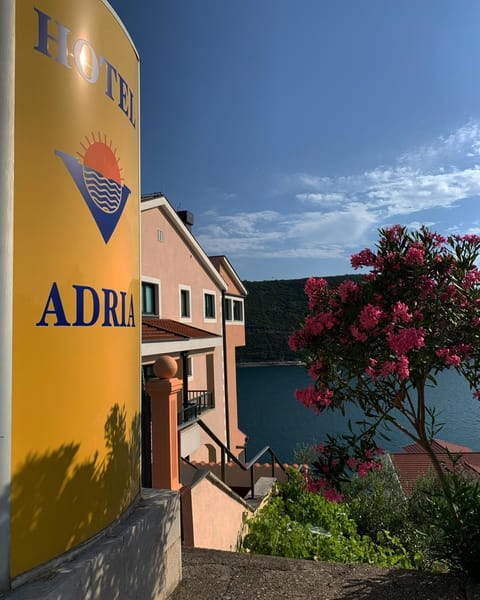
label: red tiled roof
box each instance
[390,439,480,495]
[402,439,473,455]
[142,318,219,343]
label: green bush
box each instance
[242,469,413,568]
[342,457,407,539]
[409,467,480,580]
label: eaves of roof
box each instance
[142,318,220,343]
[140,194,227,291]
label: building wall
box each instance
[142,206,227,459]
[184,473,251,551]
[212,261,247,453]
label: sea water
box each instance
[237,365,480,463]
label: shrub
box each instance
[242,469,413,569]
[342,457,407,539]
[409,466,480,580]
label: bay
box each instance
[237,365,480,463]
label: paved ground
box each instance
[169,547,480,600]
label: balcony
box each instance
[178,390,214,426]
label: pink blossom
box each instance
[463,268,480,290]
[305,277,328,310]
[295,386,316,409]
[318,388,334,407]
[337,279,360,303]
[365,358,378,379]
[386,327,425,356]
[446,354,461,366]
[351,248,376,269]
[384,225,403,241]
[376,447,385,455]
[295,386,333,410]
[451,343,472,357]
[288,330,305,352]
[346,456,358,469]
[304,311,336,337]
[418,275,436,299]
[359,304,384,330]
[307,360,324,380]
[396,355,410,381]
[322,487,344,503]
[457,233,480,244]
[436,347,462,366]
[357,460,376,477]
[314,442,326,454]
[350,324,368,342]
[405,246,425,265]
[392,301,412,323]
[363,448,374,458]
[473,390,480,399]
[379,361,396,377]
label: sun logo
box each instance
[55,133,131,243]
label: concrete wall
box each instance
[182,473,252,551]
[6,489,181,600]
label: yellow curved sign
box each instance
[12,0,140,576]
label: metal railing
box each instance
[178,390,214,425]
[178,416,287,499]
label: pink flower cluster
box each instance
[358,304,384,331]
[305,444,384,502]
[463,268,480,290]
[304,471,344,503]
[337,279,360,302]
[405,246,425,265]
[294,386,333,412]
[386,327,425,356]
[366,357,410,381]
[456,233,480,244]
[350,248,376,270]
[392,301,412,323]
[435,346,469,367]
[304,277,329,310]
[304,311,337,337]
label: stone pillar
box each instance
[145,356,182,491]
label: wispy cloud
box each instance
[197,121,480,264]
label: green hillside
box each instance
[237,275,359,363]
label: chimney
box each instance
[177,210,194,231]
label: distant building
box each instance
[390,439,480,495]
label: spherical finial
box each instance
[152,355,178,379]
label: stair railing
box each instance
[178,417,286,499]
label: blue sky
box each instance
[109,0,480,281]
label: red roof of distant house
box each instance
[401,439,473,455]
[142,318,219,343]
[390,439,480,495]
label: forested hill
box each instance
[237,275,359,364]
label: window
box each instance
[204,292,216,319]
[142,281,159,315]
[233,300,244,322]
[225,296,244,322]
[224,298,232,321]
[179,286,191,319]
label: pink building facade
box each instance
[141,195,247,466]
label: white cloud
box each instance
[197,121,480,263]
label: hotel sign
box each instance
[10,0,140,576]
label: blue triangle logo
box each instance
[55,147,131,244]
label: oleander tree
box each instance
[289,224,480,519]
